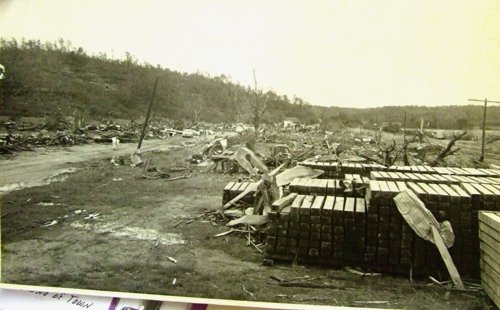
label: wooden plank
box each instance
[344,197,356,217]
[387,172,401,181]
[224,181,236,191]
[479,211,500,232]
[379,171,391,180]
[478,168,498,176]
[396,181,408,192]
[418,182,439,201]
[416,165,427,173]
[423,166,435,173]
[430,225,464,290]
[387,181,401,196]
[453,167,470,176]
[414,173,431,182]
[439,184,461,204]
[487,177,500,185]
[479,223,500,245]
[468,176,486,184]
[460,183,481,209]
[289,177,300,192]
[291,194,306,214]
[457,175,477,183]
[425,174,440,183]
[300,195,315,215]
[441,175,460,185]
[318,179,329,195]
[227,215,268,227]
[433,167,448,175]
[370,171,384,180]
[378,181,392,198]
[271,193,299,212]
[482,274,500,309]
[310,195,325,216]
[367,180,381,202]
[480,242,500,282]
[471,183,495,202]
[480,242,500,281]
[322,196,335,217]
[404,173,421,183]
[333,197,345,212]
[395,172,410,182]
[355,198,366,214]
[406,182,427,200]
[462,167,488,176]
[432,174,449,184]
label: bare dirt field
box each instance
[1,132,495,309]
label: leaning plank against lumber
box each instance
[430,225,464,290]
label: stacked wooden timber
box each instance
[222,181,260,205]
[297,161,386,178]
[288,177,368,197]
[478,211,500,308]
[266,194,367,266]
[371,170,500,186]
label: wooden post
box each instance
[403,111,409,165]
[469,98,500,162]
[137,75,160,151]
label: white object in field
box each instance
[0,64,4,80]
[111,137,120,150]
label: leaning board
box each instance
[478,211,500,309]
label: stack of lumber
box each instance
[288,177,368,198]
[222,182,260,205]
[266,194,367,266]
[478,211,500,308]
[371,170,500,186]
[298,161,386,178]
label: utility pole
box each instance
[137,75,160,152]
[468,98,500,162]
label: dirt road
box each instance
[0,136,207,191]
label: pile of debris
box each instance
[0,119,216,155]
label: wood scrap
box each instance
[270,275,284,282]
[242,285,254,299]
[276,282,345,289]
[164,173,193,181]
[227,215,268,227]
[172,220,184,228]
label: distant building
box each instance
[284,117,301,128]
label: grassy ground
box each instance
[1,136,496,309]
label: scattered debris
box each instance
[41,220,58,227]
[242,285,254,299]
[166,256,177,263]
[84,213,100,220]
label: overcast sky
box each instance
[1,0,499,108]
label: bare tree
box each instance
[251,69,269,131]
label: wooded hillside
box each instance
[1,37,498,130]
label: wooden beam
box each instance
[430,225,464,290]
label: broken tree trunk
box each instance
[430,131,467,166]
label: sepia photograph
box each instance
[1,1,500,309]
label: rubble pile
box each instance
[0,119,216,155]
